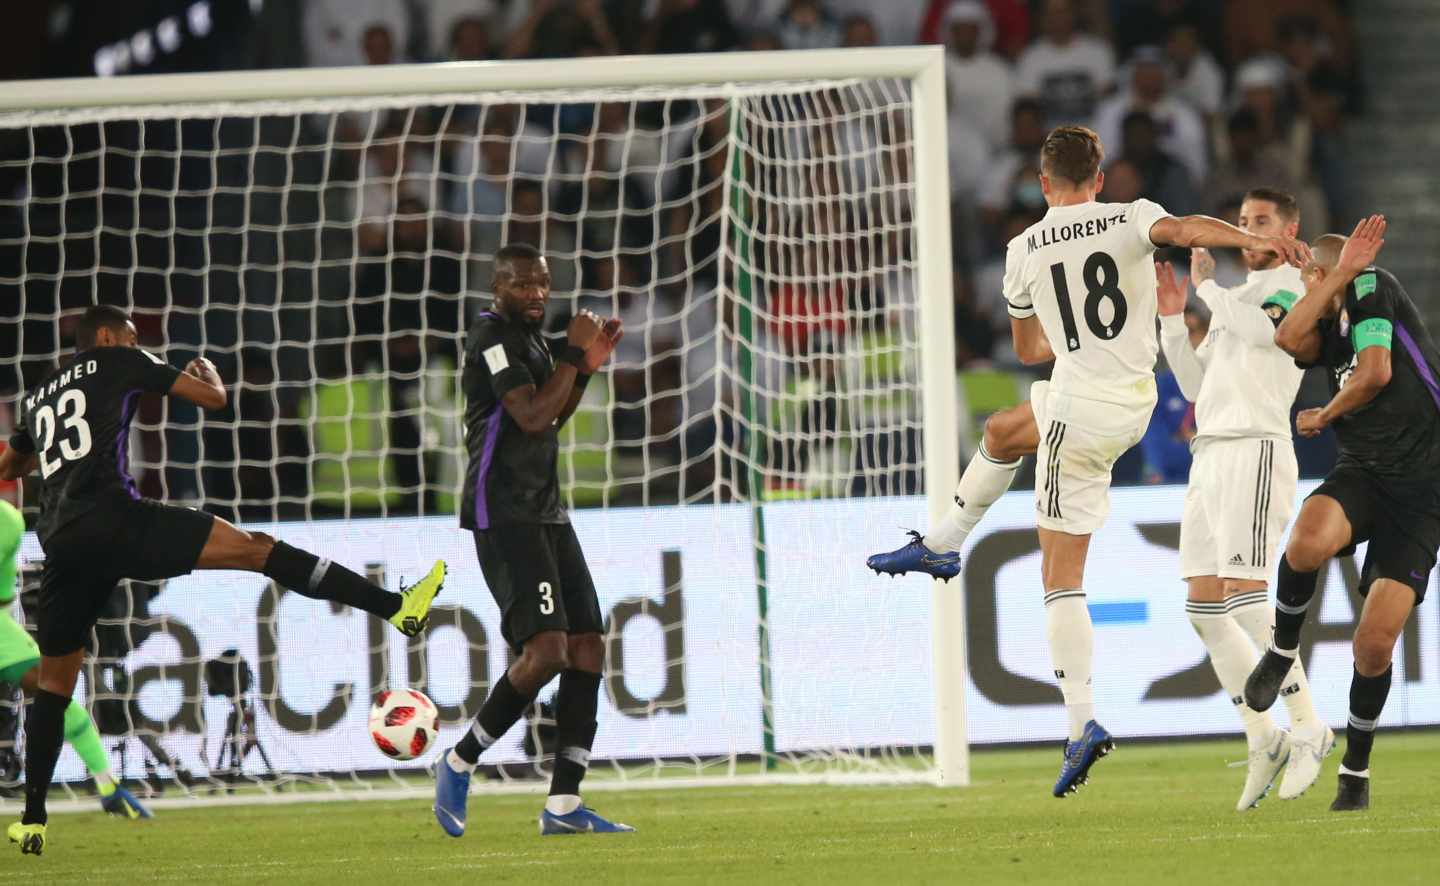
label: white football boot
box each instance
[1279,724,1335,800]
[1237,728,1291,811]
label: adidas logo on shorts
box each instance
[1229,554,1245,566]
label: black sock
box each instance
[1342,664,1392,772]
[1273,555,1319,651]
[22,689,69,826]
[454,673,535,764]
[549,669,602,798]
[263,541,400,619]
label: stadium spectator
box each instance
[355,123,437,255]
[1094,46,1207,184]
[839,14,879,48]
[1204,109,1295,217]
[447,16,494,61]
[918,0,1031,60]
[503,0,619,59]
[1098,157,1143,203]
[1015,0,1115,128]
[976,98,1047,232]
[362,23,398,66]
[1223,0,1353,71]
[821,0,925,47]
[774,0,843,51]
[1164,23,1224,118]
[304,0,409,67]
[1112,110,1199,216]
[643,0,741,54]
[422,0,500,61]
[1226,56,1310,184]
[1107,0,1216,60]
[943,1,1014,150]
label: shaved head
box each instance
[1309,233,1347,272]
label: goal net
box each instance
[0,49,961,804]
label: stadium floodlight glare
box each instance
[0,46,965,804]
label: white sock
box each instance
[923,445,1021,554]
[1187,601,1275,750]
[545,793,582,815]
[447,748,478,774]
[1229,591,1318,731]
[1044,589,1094,741]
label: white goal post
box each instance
[0,46,966,798]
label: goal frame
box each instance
[1,46,966,787]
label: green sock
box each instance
[64,700,115,797]
[0,500,22,606]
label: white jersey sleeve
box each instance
[1002,241,1034,319]
[1126,197,1171,253]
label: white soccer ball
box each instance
[368,689,439,761]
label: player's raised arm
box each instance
[1274,216,1387,361]
[556,317,622,430]
[168,357,228,411]
[1148,214,1312,268]
[1155,261,1204,401]
[501,309,603,434]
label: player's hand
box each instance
[582,317,623,373]
[566,309,604,350]
[1255,235,1312,269]
[1155,261,1188,316]
[1189,247,1215,285]
[185,357,219,383]
[1296,407,1328,438]
[1338,214,1386,276]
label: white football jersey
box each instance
[1004,198,1171,410]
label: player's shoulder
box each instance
[467,309,509,342]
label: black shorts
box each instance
[472,522,604,654]
[37,498,214,656]
[1311,466,1440,604]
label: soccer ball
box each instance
[369,689,439,761]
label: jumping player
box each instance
[1246,216,1431,813]
[868,127,1309,797]
[433,244,631,837]
[1156,189,1330,810]
[3,305,446,856]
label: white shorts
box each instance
[1179,437,1298,581]
[1032,381,1152,536]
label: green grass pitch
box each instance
[18,733,1439,884]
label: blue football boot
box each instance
[100,785,152,819]
[866,530,961,582]
[433,752,471,837]
[1053,720,1115,797]
[538,805,635,835]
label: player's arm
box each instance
[1275,215,1387,361]
[499,311,604,435]
[1155,261,1204,400]
[0,444,36,482]
[1148,215,1311,268]
[555,318,623,430]
[1297,347,1392,438]
[1001,242,1053,365]
[168,358,227,410]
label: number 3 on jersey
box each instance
[538,581,555,615]
[32,389,93,478]
[1049,251,1128,352]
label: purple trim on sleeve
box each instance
[1394,323,1440,414]
[471,406,503,529]
[116,390,141,499]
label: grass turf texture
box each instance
[17,733,1438,884]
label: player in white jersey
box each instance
[1158,189,1330,811]
[867,127,1310,796]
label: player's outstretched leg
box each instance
[1245,554,1320,712]
[194,517,445,637]
[1225,590,1332,800]
[867,404,1035,580]
[1332,580,1411,812]
[539,634,632,835]
[434,631,567,837]
[60,699,151,819]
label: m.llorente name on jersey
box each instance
[1026,208,1130,255]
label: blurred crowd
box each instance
[0,0,1361,516]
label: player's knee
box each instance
[567,632,605,671]
[983,411,1029,462]
[1352,626,1395,676]
[523,632,570,677]
[1284,535,1332,573]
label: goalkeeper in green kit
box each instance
[0,499,151,821]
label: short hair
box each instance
[494,243,543,279]
[1242,187,1300,222]
[1040,125,1104,186]
[1309,233,1347,271]
[76,304,131,350]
